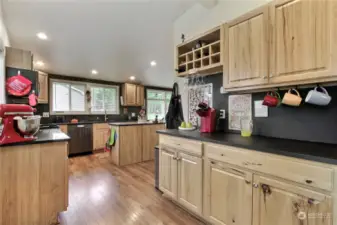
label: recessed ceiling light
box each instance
[91,70,98,75]
[150,61,157,67]
[35,61,44,66]
[36,32,48,40]
[130,76,136,80]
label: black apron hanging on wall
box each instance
[165,82,184,129]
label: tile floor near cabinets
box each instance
[59,153,203,225]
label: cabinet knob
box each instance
[253,183,259,188]
[305,179,313,184]
[245,180,251,184]
[173,156,177,160]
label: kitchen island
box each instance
[0,128,70,225]
[109,122,165,166]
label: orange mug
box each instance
[282,89,302,107]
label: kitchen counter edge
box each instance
[1,128,70,147]
[157,129,337,165]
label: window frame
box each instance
[90,83,120,115]
[50,79,120,115]
[146,89,171,121]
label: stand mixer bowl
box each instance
[14,115,41,135]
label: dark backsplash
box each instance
[36,73,172,124]
[37,74,143,124]
[201,73,337,144]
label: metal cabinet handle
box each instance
[245,180,251,184]
[253,183,259,188]
[173,156,177,160]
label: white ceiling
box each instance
[2,0,196,87]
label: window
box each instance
[50,79,119,115]
[52,81,85,113]
[146,89,171,121]
[91,86,119,114]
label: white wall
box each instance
[173,0,272,121]
[0,0,10,104]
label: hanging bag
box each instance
[165,82,184,129]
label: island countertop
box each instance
[157,129,337,165]
[1,128,70,147]
[109,121,165,126]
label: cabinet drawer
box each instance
[205,143,334,191]
[160,135,203,156]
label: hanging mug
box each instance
[305,86,331,106]
[282,89,302,107]
[262,91,281,107]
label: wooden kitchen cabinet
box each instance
[252,175,332,225]
[37,71,48,103]
[177,152,203,215]
[136,85,144,106]
[59,125,68,134]
[122,83,144,106]
[119,125,142,165]
[224,4,269,89]
[142,124,165,161]
[5,47,33,70]
[159,146,178,199]
[204,160,253,225]
[93,123,110,151]
[269,0,337,85]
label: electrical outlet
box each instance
[42,112,49,118]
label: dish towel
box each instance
[105,127,117,152]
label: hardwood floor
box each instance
[59,152,204,225]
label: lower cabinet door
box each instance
[159,147,178,199]
[177,152,203,215]
[252,175,332,225]
[204,160,253,225]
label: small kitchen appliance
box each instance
[0,104,41,145]
[196,102,216,133]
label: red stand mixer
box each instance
[0,104,41,145]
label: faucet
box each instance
[104,110,108,122]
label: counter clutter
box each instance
[157,129,337,225]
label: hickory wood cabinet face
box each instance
[159,146,203,215]
[136,85,144,106]
[37,71,48,103]
[159,147,178,199]
[224,5,269,89]
[123,83,137,106]
[204,160,253,225]
[142,124,165,161]
[269,0,337,84]
[123,83,144,106]
[252,175,332,225]
[178,152,203,215]
[93,124,110,151]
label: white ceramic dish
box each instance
[178,126,196,131]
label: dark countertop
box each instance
[157,129,337,165]
[109,121,165,126]
[1,128,70,147]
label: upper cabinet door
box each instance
[38,71,48,104]
[136,85,144,106]
[224,5,269,89]
[269,0,337,84]
[124,83,137,106]
[252,175,332,225]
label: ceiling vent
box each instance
[197,0,218,9]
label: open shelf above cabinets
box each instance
[176,26,224,77]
